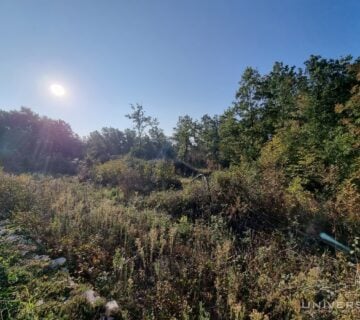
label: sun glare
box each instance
[50,84,66,97]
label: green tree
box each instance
[198,114,221,166]
[219,67,266,163]
[173,115,197,162]
[0,107,83,174]
[126,104,158,148]
[261,62,305,131]
[85,127,136,162]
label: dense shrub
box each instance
[92,158,181,196]
[0,169,36,217]
[331,168,360,238]
[139,180,212,218]
[141,163,321,235]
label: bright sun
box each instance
[50,84,66,97]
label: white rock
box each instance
[20,250,29,256]
[105,300,119,316]
[49,257,66,269]
[6,234,23,243]
[68,278,77,288]
[36,299,44,306]
[83,289,102,305]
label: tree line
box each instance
[1,55,359,195]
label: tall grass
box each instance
[1,169,359,319]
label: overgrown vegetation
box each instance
[1,55,359,319]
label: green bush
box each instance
[92,158,181,195]
[0,170,36,217]
[137,175,214,219]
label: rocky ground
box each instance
[0,219,120,320]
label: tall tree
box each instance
[126,104,158,148]
[0,107,83,174]
[198,114,221,166]
[85,127,136,162]
[173,115,197,162]
[220,67,266,163]
[261,62,304,131]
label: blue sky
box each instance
[0,0,359,137]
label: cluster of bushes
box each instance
[91,157,181,196]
